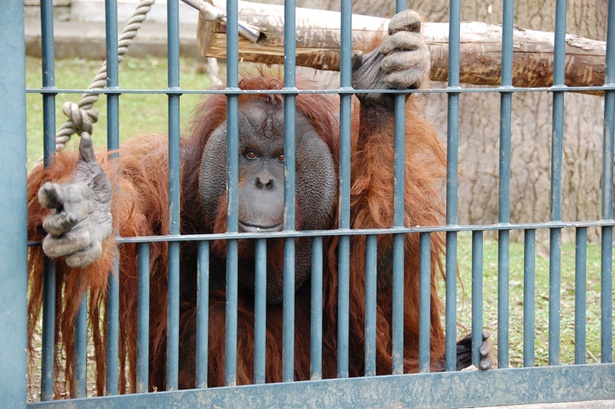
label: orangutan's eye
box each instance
[245,150,258,160]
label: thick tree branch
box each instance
[196,0,607,89]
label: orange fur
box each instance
[27,72,446,395]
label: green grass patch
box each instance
[455,230,611,367]
[26,55,212,168]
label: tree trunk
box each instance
[286,0,607,242]
[410,0,607,242]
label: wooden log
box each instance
[196,0,607,89]
[426,22,606,88]
[196,0,389,71]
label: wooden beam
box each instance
[196,0,607,89]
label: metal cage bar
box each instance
[496,0,515,370]
[471,231,484,368]
[27,365,615,409]
[40,0,58,400]
[336,0,353,380]
[600,0,615,364]
[0,1,28,407]
[41,0,56,166]
[574,227,587,365]
[282,0,298,383]
[137,243,151,393]
[224,0,240,387]
[445,0,461,372]
[391,96,406,375]
[364,235,378,377]
[418,232,432,373]
[523,229,536,367]
[165,0,182,391]
[73,294,87,398]
[196,241,210,388]
[548,0,568,367]
[104,0,120,396]
[390,0,408,376]
[254,239,267,384]
[310,237,324,380]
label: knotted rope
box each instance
[50,0,255,156]
[52,0,156,155]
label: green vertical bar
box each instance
[254,239,267,384]
[166,0,181,391]
[281,140,296,381]
[418,233,431,373]
[40,0,56,165]
[225,0,239,386]
[445,0,461,371]
[523,229,536,367]
[310,237,324,380]
[391,98,406,375]
[0,1,27,407]
[73,294,87,397]
[196,241,210,388]
[337,0,352,379]
[471,231,484,368]
[600,0,615,364]
[600,228,613,363]
[137,243,150,393]
[574,228,587,364]
[104,0,120,395]
[391,0,407,377]
[39,0,57,400]
[497,0,514,370]
[282,0,297,383]
[364,235,378,376]
[549,0,567,367]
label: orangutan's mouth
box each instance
[238,221,284,233]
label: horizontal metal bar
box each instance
[25,84,615,96]
[27,364,615,409]
[26,219,615,248]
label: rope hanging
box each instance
[53,0,156,154]
[50,0,256,157]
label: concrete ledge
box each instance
[25,16,201,59]
[479,400,615,409]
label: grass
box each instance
[25,55,213,168]
[25,56,612,397]
[454,230,611,367]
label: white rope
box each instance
[52,0,156,155]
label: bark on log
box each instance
[196,0,607,89]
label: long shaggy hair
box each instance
[26,71,446,395]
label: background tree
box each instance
[412,0,607,243]
[298,0,608,242]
